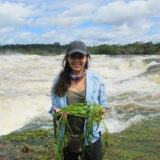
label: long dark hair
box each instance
[54,54,90,97]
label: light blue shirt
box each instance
[49,70,107,145]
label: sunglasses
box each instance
[69,54,85,59]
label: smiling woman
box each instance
[49,40,107,160]
[68,53,87,74]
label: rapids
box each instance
[0,54,160,135]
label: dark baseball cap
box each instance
[66,40,88,56]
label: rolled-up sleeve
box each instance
[98,77,109,110]
[49,76,59,116]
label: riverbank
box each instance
[0,42,160,55]
[0,116,160,160]
[103,116,160,160]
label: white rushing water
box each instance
[0,54,160,135]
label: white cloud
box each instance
[35,4,95,27]
[91,0,160,44]
[148,0,160,17]
[41,30,73,44]
[39,27,115,45]
[0,27,14,34]
[0,0,160,45]
[93,0,160,27]
[143,33,160,43]
[0,29,35,44]
[0,1,39,27]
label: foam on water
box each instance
[0,95,51,135]
[0,54,160,136]
[103,114,146,133]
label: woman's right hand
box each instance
[53,108,69,118]
[53,108,60,113]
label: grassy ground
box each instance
[103,116,160,160]
[0,116,159,160]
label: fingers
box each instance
[53,108,69,118]
[61,112,70,118]
[101,108,106,119]
[59,112,68,118]
[53,108,61,113]
[63,113,68,118]
[103,108,106,114]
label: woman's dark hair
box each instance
[54,53,90,97]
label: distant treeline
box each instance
[0,42,160,55]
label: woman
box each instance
[49,40,107,160]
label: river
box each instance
[0,54,160,136]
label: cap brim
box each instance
[67,49,87,56]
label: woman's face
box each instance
[68,53,87,73]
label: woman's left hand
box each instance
[102,108,106,119]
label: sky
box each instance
[0,0,160,45]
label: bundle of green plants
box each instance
[53,102,108,160]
